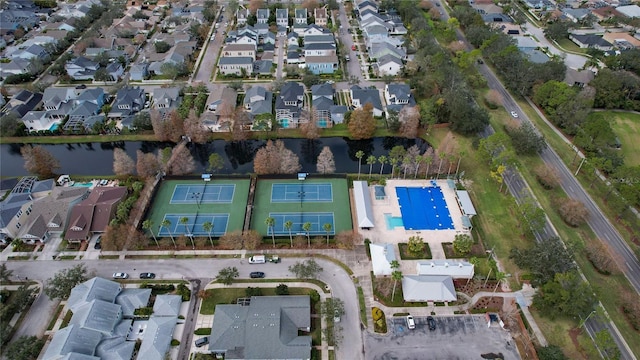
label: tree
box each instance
[276,283,290,295]
[399,105,420,138]
[453,234,473,256]
[44,264,89,300]
[21,145,60,178]
[243,230,262,250]
[284,220,294,248]
[166,145,196,175]
[323,223,332,245]
[493,271,506,293]
[299,117,320,139]
[218,230,243,250]
[207,153,224,173]
[388,146,406,178]
[113,148,135,176]
[265,216,276,247]
[302,222,312,247]
[391,260,402,302]
[537,345,568,360]
[136,150,160,178]
[355,150,364,179]
[533,270,596,320]
[535,164,560,189]
[558,198,588,227]
[366,155,377,178]
[505,120,546,155]
[316,146,336,174]
[183,110,209,143]
[216,266,239,285]
[161,219,176,247]
[154,40,171,53]
[4,336,45,360]
[544,20,571,41]
[142,219,158,248]
[0,263,14,283]
[202,221,214,247]
[407,235,425,255]
[288,259,323,278]
[378,155,387,176]
[348,103,376,139]
[510,238,575,286]
[254,140,302,174]
[0,113,22,137]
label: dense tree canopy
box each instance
[510,238,575,286]
[44,264,89,300]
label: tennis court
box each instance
[144,179,250,238]
[159,213,229,237]
[396,186,454,230]
[267,212,335,236]
[170,184,235,204]
[251,178,352,237]
[270,183,333,202]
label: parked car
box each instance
[250,272,265,278]
[112,272,129,279]
[427,316,436,331]
[139,273,156,279]
[406,315,415,329]
[195,337,209,347]
[94,236,102,249]
[510,111,519,118]
[351,44,356,51]
[334,310,341,323]
[248,255,266,264]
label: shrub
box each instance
[557,198,588,227]
[194,328,212,335]
[372,307,383,321]
[177,283,191,301]
[535,164,560,190]
[275,284,289,295]
[245,287,262,297]
[620,291,640,331]
[134,307,153,317]
[585,240,619,275]
[170,339,180,346]
[453,234,473,256]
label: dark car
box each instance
[427,316,436,331]
[94,236,102,249]
[195,336,209,347]
[250,272,265,278]
[139,273,156,279]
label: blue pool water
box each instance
[395,186,454,230]
[49,124,59,131]
[384,213,404,230]
[73,182,93,187]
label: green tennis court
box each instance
[145,179,250,238]
[252,178,352,237]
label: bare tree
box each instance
[21,145,60,178]
[254,140,301,174]
[316,146,336,174]
[136,150,160,178]
[231,107,251,141]
[113,148,135,176]
[558,198,589,227]
[166,144,196,175]
[399,105,420,139]
[150,109,169,141]
[299,111,320,139]
[183,109,209,143]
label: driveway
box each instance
[365,315,520,360]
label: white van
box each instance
[248,255,266,264]
[406,315,415,330]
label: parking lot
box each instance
[365,315,521,360]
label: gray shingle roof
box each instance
[219,57,253,65]
[137,316,178,360]
[69,300,122,335]
[152,294,182,317]
[42,325,103,359]
[67,277,122,312]
[116,288,151,318]
[313,96,333,111]
[351,86,383,111]
[311,83,334,98]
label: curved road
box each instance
[6,257,364,360]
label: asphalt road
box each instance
[6,257,364,360]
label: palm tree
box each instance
[423,154,433,179]
[142,219,158,248]
[265,216,276,248]
[366,155,376,179]
[391,269,403,302]
[378,155,387,176]
[302,222,312,248]
[179,216,194,249]
[447,154,456,175]
[202,221,214,247]
[284,220,294,248]
[467,257,479,286]
[355,150,364,180]
[493,271,507,293]
[161,219,175,248]
[437,152,446,177]
[455,150,466,179]
[323,223,332,245]
[414,156,424,179]
[484,258,497,288]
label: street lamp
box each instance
[579,310,596,328]
[190,192,201,209]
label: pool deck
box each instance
[358,179,468,274]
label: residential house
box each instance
[43,21,77,32]
[253,60,272,75]
[314,7,328,26]
[138,295,182,360]
[243,86,273,118]
[211,87,238,129]
[303,24,330,38]
[313,97,333,128]
[42,87,76,120]
[330,105,347,125]
[306,55,338,74]
[223,43,257,61]
[358,0,379,14]
[522,0,554,10]
[295,8,308,25]
[0,9,40,35]
[350,85,384,117]
[363,24,389,44]
[311,83,334,102]
[569,34,614,51]
[152,87,182,114]
[292,23,309,36]
[286,51,302,64]
[591,6,620,21]
[385,84,413,107]
[1,90,42,118]
[562,8,591,22]
[208,296,311,360]
[287,32,300,47]
[109,86,145,119]
[564,68,595,88]
[218,57,253,76]
[65,186,128,242]
[21,111,56,133]
[12,187,88,244]
[276,8,289,27]
[514,36,538,51]
[369,42,406,62]
[304,43,336,57]
[376,54,403,76]
[129,62,149,81]
[0,177,55,242]
[256,8,270,24]
[63,88,106,132]
[8,44,49,62]
[275,82,304,128]
[65,56,100,80]
[616,4,640,18]
[0,58,33,78]
[236,8,249,25]
[304,34,335,45]
[603,32,640,49]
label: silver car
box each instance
[112,272,129,279]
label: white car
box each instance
[406,315,415,329]
[112,272,129,279]
[510,111,519,118]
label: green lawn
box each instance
[200,287,316,315]
[607,111,640,166]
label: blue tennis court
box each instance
[271,183,333,203]
[158,213,229,236]
[170,184,235,204]
[395,186,454,230]
[267,212,335,236]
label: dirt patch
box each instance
[568,327,589,359]
[455,279,502,297]
[471,296,504,312]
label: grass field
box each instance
[145,179,250,238]
[250,178,353,237]
[608,111,640,166]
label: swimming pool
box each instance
[395,186,454,230]
[384,213,404,230]
[49,123,59,131]
[73,182,93,187]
